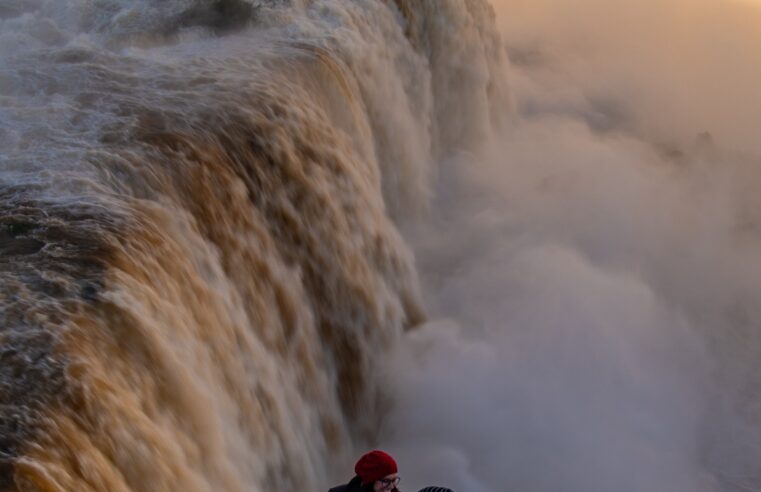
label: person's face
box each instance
[373,474,399,492]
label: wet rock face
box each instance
[0,224,45,257]
[0,0,42,20]
[175,0,258,34]
[0,200,117,488]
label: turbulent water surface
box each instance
[0,1,504,490]
[1,0,760,491]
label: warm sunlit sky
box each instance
[491,0,761,154]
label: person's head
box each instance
[354,450,399,492]
[371,474,400,492]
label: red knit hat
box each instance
[354,450,398,485]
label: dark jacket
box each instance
[329,476,369,492]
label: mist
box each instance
[381,1,761,491]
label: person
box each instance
[329,450,401,492]
[417,488,454,492]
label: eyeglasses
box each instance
[378,477,401,488]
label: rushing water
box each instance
[0,1,505,490]
[2,1,761,491]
